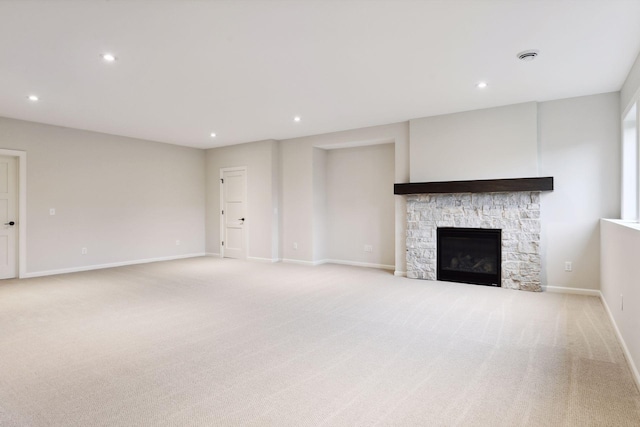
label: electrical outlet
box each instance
[564,261,572,272]
[49,208,56,216]
[81,247,87,255]
[364,245,373,252]
[293,242,298,250]
[176,240,181,246]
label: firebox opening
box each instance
[437,227,501,287]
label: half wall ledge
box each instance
[394,177,553,195]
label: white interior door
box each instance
[221,168,246,259]
[0,156,17,279]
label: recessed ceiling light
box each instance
[210,132,216,138]
[517,50,539,62]
[27,95,39,101]
[294,116,301,122]
[476,82,488,89]
[101,53,117,62]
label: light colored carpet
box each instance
[0,257,639,426]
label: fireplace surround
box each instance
[404,191,544,291]
[397,177,552,292]
[396,177,553,291]
[407,191,542,291]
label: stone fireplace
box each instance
[405,191,541,291]
[395,177,553,292]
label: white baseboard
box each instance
[23,253,206,278]
[281,258,320,266]
[394,270,407,277]
[600,292,640,393]
[541,285,601,296]
[282,258,394,270]
[202,253,279,263]
[247,256,279,263]
[323,259,395,270]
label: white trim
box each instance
[620,101,640,223]
[247,256,279,263]
[620,102,640,221]
[323,259,395,270]
[0,149,27,278]
[601,292,640,393]
[282,258,394,270]
[602,218,640,231]
[281,258,323,266]
[23,253,206,278]
[541,285,601,296]
[622,82,640,120]
[205,252,221,257]
[394,270,407,277]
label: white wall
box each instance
[0,116,205,275]
[205,139,279,261]
[279,122,409,270]
[270,141,280,260]
[538,93,620,290]
[406,94,618,290]
[409,102,538,182]
[280,139,314,262]
[599,50,640,390]
[600,219,640,388]
[206,123,407,271]
[312,148,327,261]
[326,144,395,268]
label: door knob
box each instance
[239,218,245,222]
[4,221,15,226]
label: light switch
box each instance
[49,208,56,216]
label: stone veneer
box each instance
[406,191,541,291]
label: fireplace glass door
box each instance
[437,227,501,286]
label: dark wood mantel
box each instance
[394,177,553,195]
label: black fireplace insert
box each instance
[437,227,501,287]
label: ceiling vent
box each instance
[517,50,539,61]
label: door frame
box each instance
[219,166,247,258]
[0,149,27,278]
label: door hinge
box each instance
[221,210,224,215]
[222,241,224,246]
[220,178,224,184]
